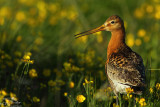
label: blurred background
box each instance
[0,0,160,106]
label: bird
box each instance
[74,15,146,99]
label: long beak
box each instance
[74,25,105,39]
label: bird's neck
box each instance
[107,28,126,58]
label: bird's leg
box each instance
[114,91,119,105]
[116,97,119,105]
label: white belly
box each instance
[112,80,130,94]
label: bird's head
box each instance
[75,15,124,38]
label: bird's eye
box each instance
[111,21,115,24]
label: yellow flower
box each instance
[29,69,38,78]
[76,95,86,103]
[5,98,13,106]
[48,80,56,87]
[106,87,112,92]
[64,92,68,96]
[126,88,134,94]
[113,96,117,99]
[0,7,11,18]
[33,96,40,103]
[69,81,75,88]
[67,9,77,21]
[23,55,30,60]
[10,92,18,101]
[135,97,139,102]
[129,94,133,98]
[37,1,47,21]
[15,11,26,22]
[155,5,160,19]
[146,5,153,13]
[135,39,142,46]
[16,35,22,42]
[34,37,43,45]
[43,69,51,77]
[137,29,146,37]
[63,62,71,71]
[156,83,160,90]
[48,3,60,13]
[134,8,144,19]
[139,98,146,106]
[149,87,153,93]
[0,90,7,96]
[126,33,134,47]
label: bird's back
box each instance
[106,44,145,95]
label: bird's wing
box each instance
[107,47,145,87]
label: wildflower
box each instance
[137,29,146,37]
[63,62,71,71]
[134,8,144,19]
[76,95,86,103]
[0,7,11,18]
[0,90,7,96]
[23,55,30,60]
[21,52,34,64]
[10,92,18,101]
[106,87,112,92]
[155,8,160,19]
[139,98,146,106]
[113,96,117,99]
[156,83,160,90]
[129,94,133,98]
[16,35,22,42]
[34,37,43,45]
[135,39,142,46]
[126,88,134,94]
[146,5,153,13]
[67,9,77,21]
[64,92,68,96]
[48,80,56,87]
[69,81,74,88]
[15,11,26,22]
[85,79,89,84]
[29,69,38,78]
[126,33,134,47]
[33,97,40,103]
[43,69,51,77]
[149,87,153,93]
[5,98,13,106]
[72,65,80,72]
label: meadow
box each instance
[0,0,160,106]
